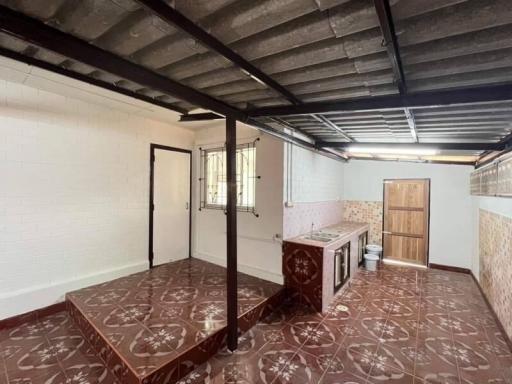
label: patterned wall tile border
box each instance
[342,200,383,245]
[470,271,512,355]
[479,209,512,343]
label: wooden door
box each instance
[383,179,430,265]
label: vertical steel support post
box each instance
[225,116,238,351]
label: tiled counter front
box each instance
[283,222,369,313]
[283,241,324,311]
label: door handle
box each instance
[185,202,189,210]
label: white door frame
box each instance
[149,143,192,268]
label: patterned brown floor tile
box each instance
[379,318,416,348]
[299,327,340,361]
[330,345,375,381]
[255,341,300,366]
[367,363,418,384]
[413,337,459,382]
[459,356,507,384]
[388,300,419,321]
[4,262,512,384]
[286,303,325,326]
[273,347,332,383]
[320,371,368,383]
[358,315,390,341]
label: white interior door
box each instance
[153,149,190,266]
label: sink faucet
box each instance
[310,222,315,237]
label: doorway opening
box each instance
[382,178,430,266]
[149,144,192,268]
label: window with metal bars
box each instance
[199,139,259,216]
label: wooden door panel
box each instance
[383,234,424,264]
[386,182,425,208]
[383,179,429,265]
[386,210,424,236]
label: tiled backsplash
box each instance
[343,200,383,245]
[283,200,383,243]
[479,209,512,340]
[283,201,344,239]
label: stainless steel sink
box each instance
[302,230,340,242]
[302,235,333,242]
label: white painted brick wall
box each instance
[287,145,344,203]
[0,79,194,318]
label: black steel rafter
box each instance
[134,1,357,142]
[374,0,407,95]
[137,0,353,142]
[404,108,418,143]
[0,47,188,115]
[476,131,512,165]
[247,84,512,117]
[135,0,302,106]
[179,112,224,121]
[316,142,503,151]
[311,114,353,142]
[0,5,246,120]
[374,0,421,143]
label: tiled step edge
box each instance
[66,299,142,384]
[169,288,287,381]
[66,287,286,384]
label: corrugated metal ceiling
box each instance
[0,0,511,155]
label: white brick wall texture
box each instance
[0,79,194,318]
[288,145,344,203]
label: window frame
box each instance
[199,139,259,216]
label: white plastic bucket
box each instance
[364,253,379,271]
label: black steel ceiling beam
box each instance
[0,5,346,161]
[311,114,353,142]
[476,132,512,166]
[0,47,189,115]
[0,5,246,120]
[134,1,347,149]
[374,0,407,95]
[134,1,358,145]
[404,108,418,143]
[179,112,224,122]
[317,142,504,151]
[248,119,346,162]
[247,83,512,117]
[350,156,476,166]
[374,0,424,144]
[135,0,302,106]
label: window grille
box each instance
[199,139,259,216]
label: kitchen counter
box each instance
[285,221,369,249]
[283,221,369,312]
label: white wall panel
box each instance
[343,160,474,269]
[0,78,194,319]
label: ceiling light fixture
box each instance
[347,146,439,156]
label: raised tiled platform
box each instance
[65,258,283,384]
